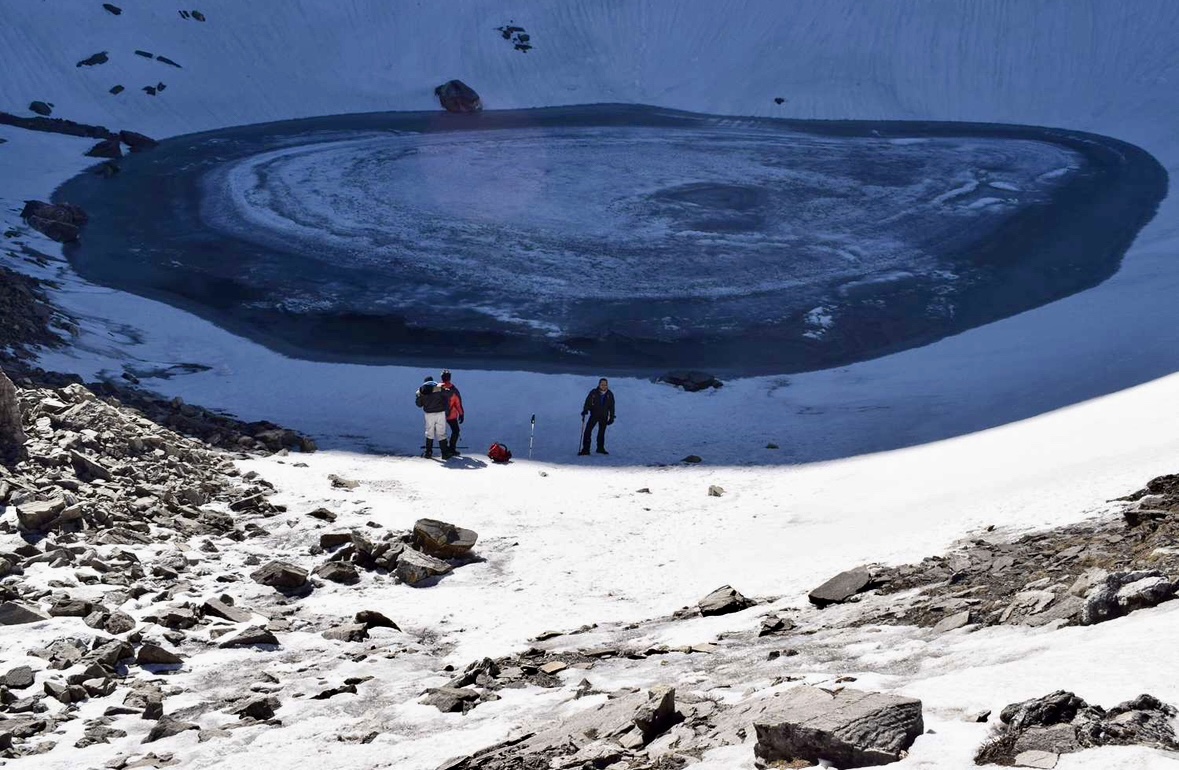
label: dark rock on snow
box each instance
[102,3,122,14]
[435,79,482,113]
[20,200,89,243]
[85,137,123,159]
[395,548,453,586]
[698,585,754,616]
[76,51,109,67]
[659,371,724,392]
[119,129,159,152]
[809,565,873,608]
[250,561,309,590]
[28,101,52,117]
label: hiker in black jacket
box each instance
[579,378,615,455]
[415,376,450,458]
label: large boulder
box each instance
[753,685,924,767]
[0,602,50,625]
[413,518,478,558]
[28,101,52,116]
[0,369,26,460]
[15,497,66,531]
[808,565,873,608]
[434,80,482,113]
[20,200,89,243]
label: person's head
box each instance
[441,369,452,383]
[423,375,434,383]
[598,378,609,392]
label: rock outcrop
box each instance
[658,371,724,392]
[0,368,26,461]
[976,691,1179,765]
[413,518,478,558]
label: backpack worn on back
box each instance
[487,442,512,463]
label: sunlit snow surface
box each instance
[60,107,1161,372]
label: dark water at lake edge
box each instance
[55,105,1167,377]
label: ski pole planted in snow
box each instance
[529,414,536,459]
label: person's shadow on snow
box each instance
[440,457,487,470]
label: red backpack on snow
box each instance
[487,442,512,463]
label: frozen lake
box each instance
[57,105,1164,375]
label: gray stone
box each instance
[809,566,873,608]
[424,686,481,713]
[233,696,280,720]
[753,685,924,767]
[633,685,677,742]
[708,485,725,497]
[15,498,66,531]
[0,369,25,457]
[0,601,50,625]
[3,666,35,689]
[143,716,198,743]
[395,548,453,586]
[217,625,279,648]
[1013,750,1059,768]
[202,597,252,624]
[314,561,360,584]
[932,610,972,633]
[137,643,183,666]
[413,518,478,558]
[698,585,754,616]
[250,561,309,590]
[322,623,369,643]
[1013,724,1081,755]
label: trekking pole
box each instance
[528,414,536,459]
[579,413,585,454]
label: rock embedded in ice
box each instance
[808,565,873,608]
[217,625,280,649]
[932,609,972,633]
[753,685,923,767]
[697,585,754,616]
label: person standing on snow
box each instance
[415,375,450,459]
[580,377,616,455]
[440,369,464,458]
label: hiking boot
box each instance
[423,438,434,459]
[596,447,609,455]
[578,448,590,456]
[449,437,461,456]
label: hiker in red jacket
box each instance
[440,369,465,458]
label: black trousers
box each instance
[582,416,608,450]
[447,419,460,446]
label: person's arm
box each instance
[582,389,592,416]
[608,392,615,423]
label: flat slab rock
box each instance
[698,584,753,616]
[753,685,924,768]
[809,565,873,608]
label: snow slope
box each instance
[3,2,1179,769]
